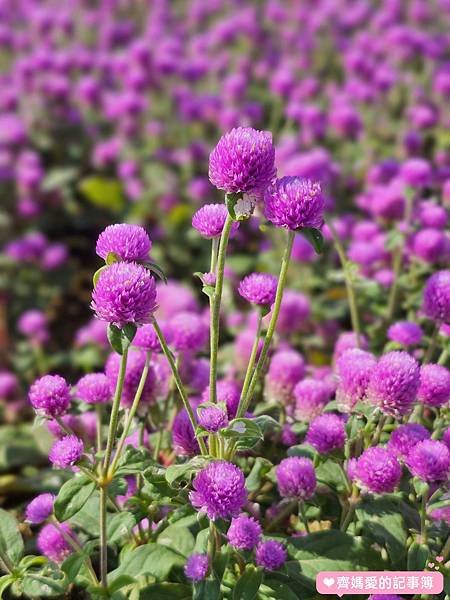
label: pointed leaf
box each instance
[298,227,324,254]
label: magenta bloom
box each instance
[406,439,450,483]
[49,435,84,469]
[96,224,151,262]
[443,427,450,450]
[29,375,71,418]
[265,350,305,405]
[202,379,242,419]
[169,311,208,352]
[264,176,324,230]
[387,423,430,460]
[255,540,287,571]
[366,351,420,418]
[306,414,346,454]
[189,461,247,520]
[423,270,450,323]
[333,331,369,361]
[276,290,311,334]
[92,262,157,328]
[294,379,331,421]
[184,554,208,582]
[197,405,228,433]
[355,447,402,493]
[132,323,164,352]
[37,523,74,563]
[17,309,48,344]
[336,348,376,410]
[417,363,450,407]
[172,408,199,456]
[238,273,278,306]
[76,373,110,405]
[413,229,446,264]
[387,321,423,346]
[25,493,55,524]
[209,127,276,199]
[276,456,316,500]
[227,514,262,550]
[0,371,18,399]
[192,204,239,239]
[105,350,155,408]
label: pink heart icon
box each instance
[428,562,435,568]
[436,556,444,563]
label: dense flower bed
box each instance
[0,1,449,599]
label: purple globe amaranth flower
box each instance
[189,460,247,520]
[443,427,450,450]
[423,270,450,323]
[92,262,158,329]
[96,223,151,262]
[49,435,84,469]
[37,523,74,563]
[168,311,208,352]
[0,371,18,399]
[155,281,199,319]
[238,273,278,306]
[105,350,156,408]
[202,379,241,419]
[227,514,262,550]
[132,322,167,352]
[366,351,420,418]
[172,408,199,456]
[47,415,80,440]
[333,332,369,362]
[265,349,305,405]
[264,176,324,231]
[417,364,450,407]
[29,375,71,418]
[17,309,48,344]
[406,439,450,483]
[25,493,55,524]
[294,379,332,422]
[197,404,228,433]
[76,373,111,405]
[412,229,447,264]
[184,554,208,582]
[209,127,276,200]
[387,321,423,346]
[335,348,377,411]
[387,423,430,460]
[255,540,287,571]
[430,506,450,525]
[192,204,239,239]
[306,414,346,454]
[275,290,311,334]
[355,447,402,493]
[276,456,316,500]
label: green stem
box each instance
[96,405,103,455]
[209,213,233,405]
[236,230,295,418]
[420,490,429,544]
[298,501,310,534]
[424,322,440,364]
[103,348,129,473]
[438,348,448,366]
[153,319,207,455]
[326,221,361,346]
[239,311,263,404]
[108,351,151,476]
[99,485,108,588]
[441,532,450,561]
[153,385,173,462]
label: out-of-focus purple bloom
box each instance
[37,523,74,563]
[41,243,68,270]
[306,414,346,454]
[387,321,423,346]
[105,350,155,408]
[333,332,369,362]
[190,460,247,520]
[417,363,450,407]
[265,350,305,405]
[275,290,311,334]
[355,447,402,493]
[209,127,276,200]
[169,311,208,352]
[155,281,199,320]
[91,262,157,328]
[192,204,239,238]
[412,228,447,263]
[227,514,261,550]
[366,351,420,418]
[49,435,84,469]
[25,493,55,524]
[406,439,450,483]
[335,348,376,411]
[132,323,164,352]
[17,309,48,344]
[276,456,316,499]
[0,371,18,398]
[423,270,450,323]
[29,374,71,418]
[184,554,208,582]
[255,540,287,571]
[400,158,432,187]
[202,379,242,419]
[238,273,277,306]
[294,379,331,421]
[172,408,200,456]
[76,373,111,405]
[264,176,324,230]
[387,423,430,460]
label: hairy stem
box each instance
[103,348,129,473]
[99,485,108,588]
[239,311,263,405]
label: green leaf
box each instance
[157,525,195,557]
[41,167,78,192]
[69,497,100,536]
[165,457,209,486]
[19,555,47,570]
[92,264,109,287]
[0,575,14,599]
[252,415,280,434]
[109,544,184,583]
[54,476,96,522]
[115,446,155,477]
[246,457,273,493]
[407,542,429,570]
[298,227,324,254]
[22,570,67,597]
[225,192,251,221]
[259,579,301,600]
[139,583,192,600]
[221,418,264,449]
[356,498,407,565]
[141,262,167,283]
[106,251,120,265]
[287,444,317,460]
[108,574,136,594]
[61,552,85,582]
[0,509,23,566]
[233,566,263,600]
[79,176,125,211]
[107,324,137,355]
[107,512,137,544]
[193,578,221,600]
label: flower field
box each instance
[0,1,449,599]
